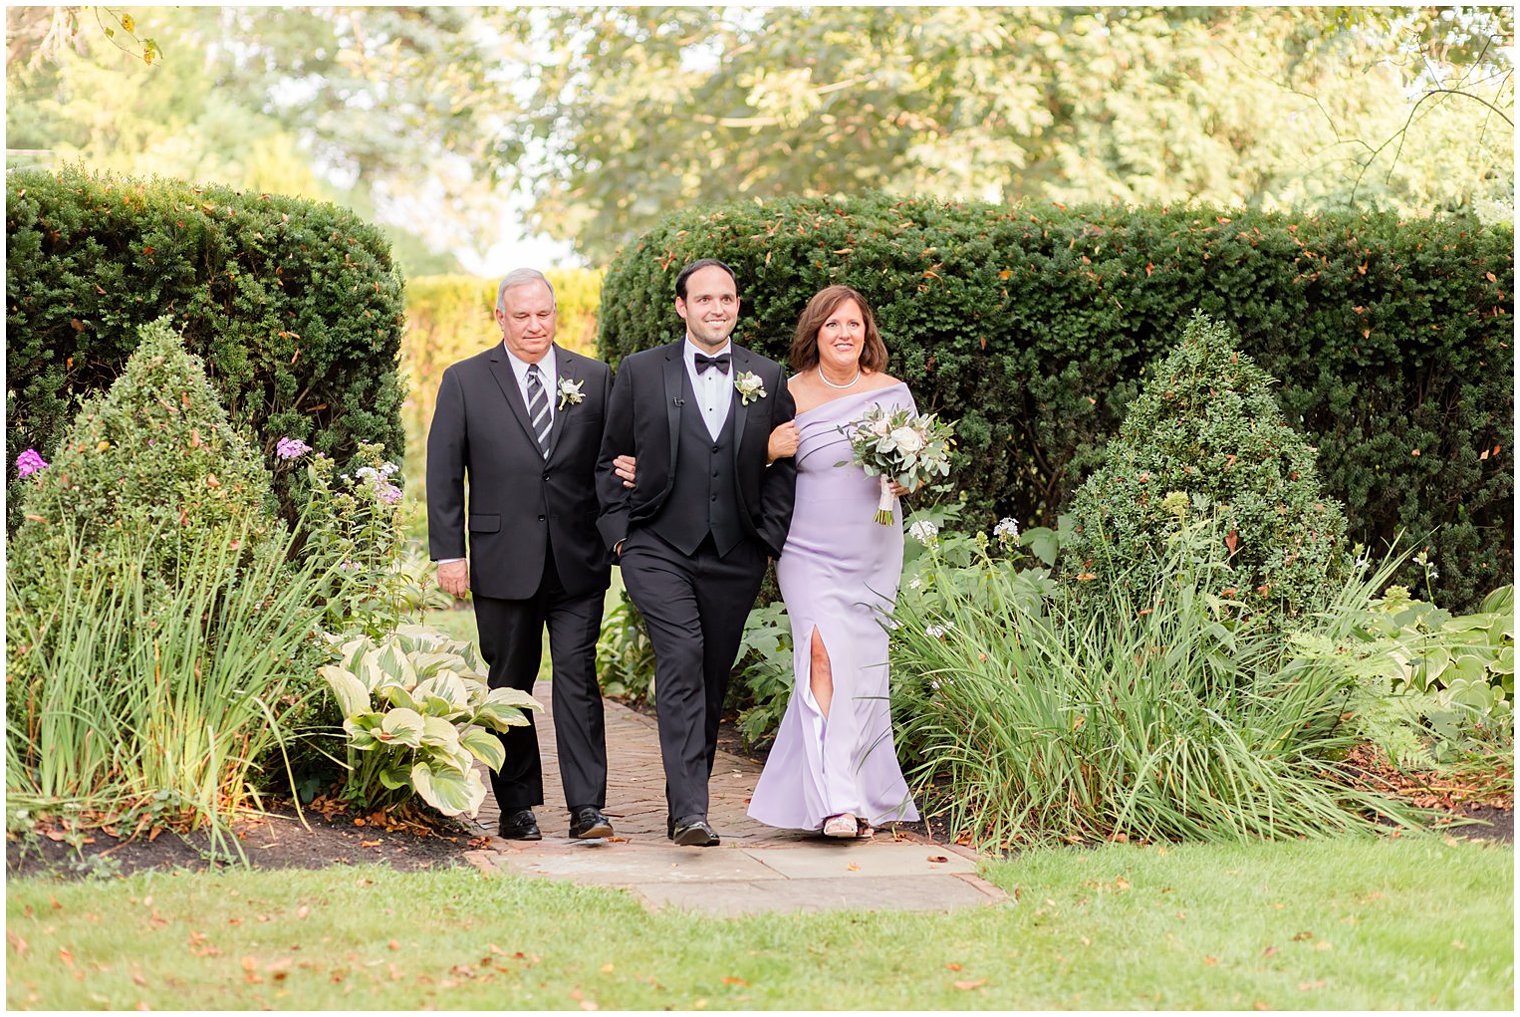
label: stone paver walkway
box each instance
[463,691,1009,916]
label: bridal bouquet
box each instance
[841,403,955,524]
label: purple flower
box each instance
[339,560,363,572]
[375,483,402,504]
[15,449,49,478]
[275,437,312,461]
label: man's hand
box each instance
[436,560,469,598]
[767,422,800,463]
[613,454,637,488]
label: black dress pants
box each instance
[471,545,607,812]
[618,528,767,821]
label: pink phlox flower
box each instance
[276,437,313,460]
[15,449,49,477]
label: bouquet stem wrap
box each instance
[875,475,894,525]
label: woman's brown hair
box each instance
[788,285,889,374]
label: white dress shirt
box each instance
[504,343,558,428]
[683,338,733,440]
[438,343,559,566]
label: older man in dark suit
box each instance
[427,268,613,842]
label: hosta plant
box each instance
[319,625,540,817]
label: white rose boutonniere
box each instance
[734,371,766,406]
[557,378,585,410]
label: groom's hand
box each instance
[436,560,469,598]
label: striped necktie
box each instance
[526,364,551,456]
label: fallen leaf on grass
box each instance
[7,931,28,955]
[132,973,147,987]
[1252,1000,1271,1010]
[1203,955,1218,966]
[361,840,382,848]
[600,963,615,973]
[1262,946,1277,957]
[388,940,400,951]
[721,976,747,986]
[953,979,987,990]
[1291,931,1313,942]
[846,863,860,871]
[945,963,963,971]
[59,946,75,967]
[296,906,310,919]
[1297,980,1326,991]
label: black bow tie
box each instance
[694,352,731,375]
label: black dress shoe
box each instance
[671,815,719,847]
[568,806,614,840]
[498,808,542,841]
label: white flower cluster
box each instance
[925,622,953,639]
[993,516,1020,545]
[908,519,939,547]
[356,461,402,504]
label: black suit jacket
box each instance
[596,340,797,558]
[427,343,612,600]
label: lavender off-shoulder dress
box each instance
[747,383,921,830]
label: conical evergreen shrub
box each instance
[1066,312,1349,621]
[10,316,281,590]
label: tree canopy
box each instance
[7,6,1512,263]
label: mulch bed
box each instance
[6,799,483,881]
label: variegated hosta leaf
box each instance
[414,672,471,717]
[420,715,461,752]
[343,712,386,749]
[474,701,531,731]
[378,763,411,790]
[374,638,419,687]
[337,637,372,675]
[410,651,469,678]
[460,726,506,771]
[382,684,421,712]
[378,707,425,748]
[319,664,370,718]
[410,759,486,817]
[483,686,543,711]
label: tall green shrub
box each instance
[6,165,406,528]
[598,193,1513,609]
[1065,312,1350,621]
[10,317,280,590]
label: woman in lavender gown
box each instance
[745,285,920,839]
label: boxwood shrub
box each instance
[598,193,1512,609]
[7,165,406,527]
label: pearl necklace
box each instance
[818,366,861,389]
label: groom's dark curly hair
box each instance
[674,258,737,300]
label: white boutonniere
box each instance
[557,378,585,410]
[734,371,766,406]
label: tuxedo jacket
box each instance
[427,343,612,600]
[596,340,797,558]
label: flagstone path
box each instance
[463,692,1010,916]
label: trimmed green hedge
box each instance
[598,193,1513,609]
[6,165,406,526]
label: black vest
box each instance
[648,369,745,557]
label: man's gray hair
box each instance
[496,268,556,312]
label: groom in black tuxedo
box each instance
[597,259,797,846]
[427,268,614,842]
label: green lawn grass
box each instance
[7,836,1510,1009]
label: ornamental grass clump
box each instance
[1065,311,1349,624]
[890,519,1427,847]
